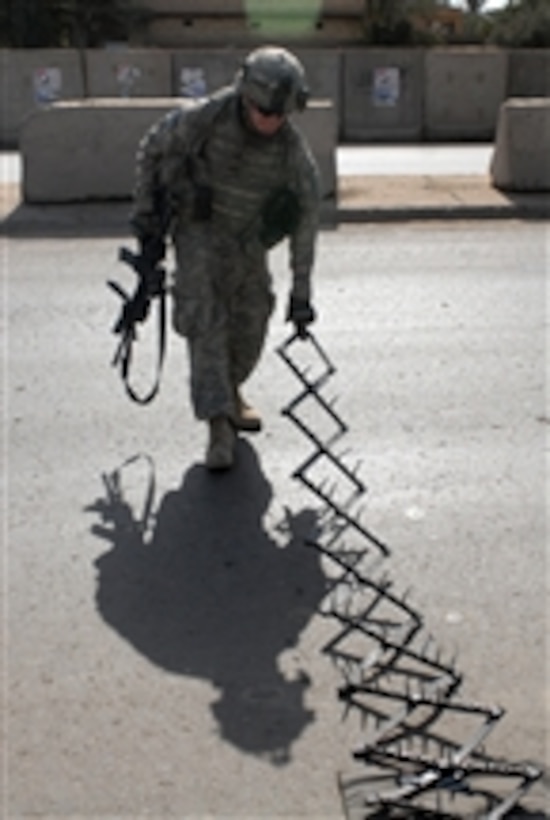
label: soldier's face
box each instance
[244,97,286,136]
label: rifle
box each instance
[108,246,167,405]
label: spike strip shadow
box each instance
[276,330,542,819]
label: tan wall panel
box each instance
[507,49,550,98]
[0,48,84,147]
[425,47,508,140]
[342,48,424,142]
[86,49,172,97]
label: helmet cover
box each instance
[236,46,309,115]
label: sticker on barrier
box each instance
[33,66,62,104]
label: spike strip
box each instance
[276,330,543,818]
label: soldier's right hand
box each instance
[140,235,166,267]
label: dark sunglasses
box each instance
[249,100,284,118]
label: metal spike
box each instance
[421,633,434,657]
[419,679,427,701]
[279,330,542,817]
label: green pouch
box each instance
[259,187,301,249]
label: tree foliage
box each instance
[362,0,444,45]
[0,0,132,47]
[489,0,550,46]
[360,0,499,45]
[0,0,548,47]
[361,0,550,46]
[464,0,489,14]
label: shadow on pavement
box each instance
[86,440,327,765]
[0,200,131,238]
[0,198,339,237]
[361,809,548,820]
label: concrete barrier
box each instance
[86,48,172,97]
[507,49,550,98]
[4,45,534,149]
[171,49,245,97]
[20,99,175,203]
[292,100,338,202]
[425,47,508,140]
[0,48,84,148]
[490,97,550,192]
[342,48,424,142]
[294,49,343,135]
[20,97,337,209]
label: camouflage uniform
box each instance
[130,81,320,421]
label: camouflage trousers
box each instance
[172,225,275,420]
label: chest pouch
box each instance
[260,187,301,249]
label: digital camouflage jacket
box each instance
[130,87,321,302]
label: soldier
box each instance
[130,46,321,470]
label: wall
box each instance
[1,47,547,148]
[424,47,508,140]
[507,49,550,98]
[171,48,245,98]
[86,49,172,97]
[0,48,85,146]
[343,48,423,141]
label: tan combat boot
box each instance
[206,415,236,471]
[232,389,262,433]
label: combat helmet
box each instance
[236,46,309,115]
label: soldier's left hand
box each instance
[286,296,316,339]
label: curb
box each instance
[1,187,550,236]
[337,202,550,222]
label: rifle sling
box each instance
[118,289,167,405]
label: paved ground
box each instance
[2,218,548,818]
[1,146,549,818]
[2,146,550,230]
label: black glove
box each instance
[140,234,165,265]
[138,235,166,297]
[286,296,316,339]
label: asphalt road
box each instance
[2,219,548,818]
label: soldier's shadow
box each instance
[88,439,326,765]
